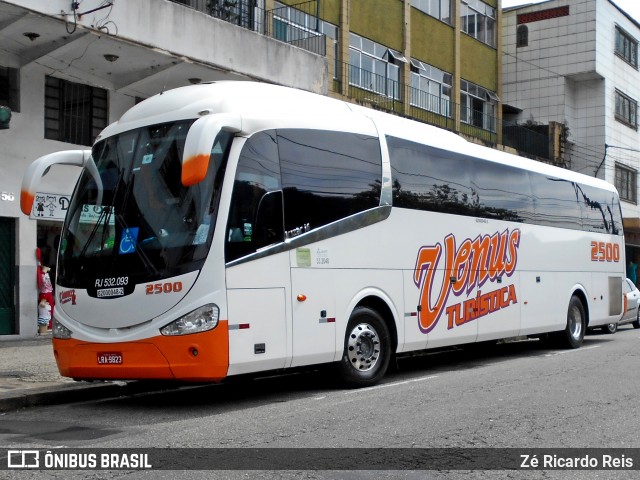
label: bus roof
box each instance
[101,81,617,195]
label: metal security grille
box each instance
[0,217,15,334]
[44,76,108,146]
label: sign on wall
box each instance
[29,192,71,222]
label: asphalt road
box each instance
[2,325,639,479]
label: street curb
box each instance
[0,380,184,413]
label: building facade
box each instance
[503,0,640,269]
[1,0,503,338]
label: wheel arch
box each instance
[351,294,399,357]
[569,286,590,327]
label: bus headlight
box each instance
[53,318,73,339]
[160,304,219,336]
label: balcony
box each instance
[331,62,558,165]
[170,0,326,55]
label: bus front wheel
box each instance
[557,295,586,349]
[338,307,391,387]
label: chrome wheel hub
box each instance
[568,305,583,339]
[346,323,380,372]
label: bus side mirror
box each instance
[21,150,92,215]
[182,113,242,187]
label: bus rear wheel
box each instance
[338,307,391,388]
[557,295,586,348]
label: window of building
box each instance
[516,25,528,48]
[273,1,337,57]
[208,0,255,28]
[615,163,637,204]
[44,76,108,146]
[460,79,498,131]
[410,0,451,24]
[615,89,638,129]
[0,65,19,112]
[461,0,496,48]
[349,33,403,100]
[615,25,638,68]
[409,59,452,116]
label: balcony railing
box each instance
[170,0,325,55]
[332,62,555,163]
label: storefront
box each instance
[0,189,67,337]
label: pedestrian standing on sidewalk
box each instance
[37,298,51,335]
[38,264,55,329]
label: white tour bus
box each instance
[21,82,625,387]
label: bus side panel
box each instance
[588,271,624,328]
[290,268,336,368]
[226,288,287,375]
[476,271,520,342]
[402,268,427,353]
[225,253,291,376]
[519,271,562,335]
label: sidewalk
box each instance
[0,334,146,412]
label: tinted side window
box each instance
[226,131,284,262]
[579,184,622,235]
[388,136,474,215]
[388,136,622,234]
[278,130,382,236]
[471,161,534,223]
[530,175,582,230]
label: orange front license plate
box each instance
[97,352,123,365]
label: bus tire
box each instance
[557,295,586,348]
[338,307,391,388]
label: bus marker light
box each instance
[297,294,307,302]
[190,347,199,357]
[229,323,251,330]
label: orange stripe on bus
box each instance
[181,153,210,186]
[20,190,34,216]
[52,321,229,382]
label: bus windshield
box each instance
[57,120,233,292]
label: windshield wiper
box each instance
[78,206,111,258]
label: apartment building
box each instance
[503,0,640,271]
